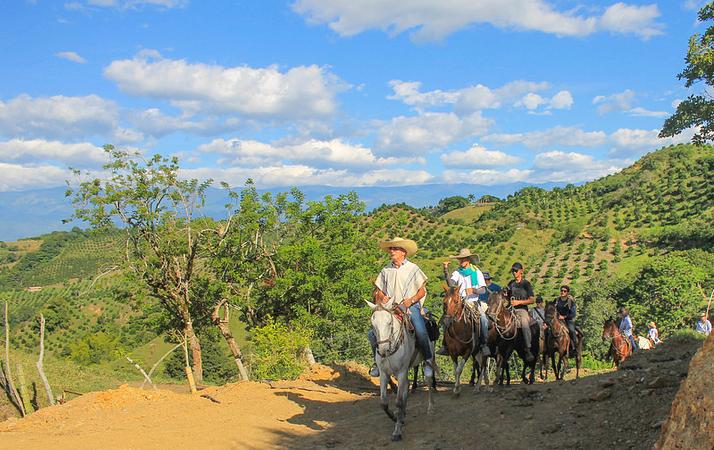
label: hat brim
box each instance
[379,239,418,256]
[449,254,479,263]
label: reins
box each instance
[491,297,518,341]
[372,304,406,358]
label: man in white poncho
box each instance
[368,237,434,378]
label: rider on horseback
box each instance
[554,285,578,354]
[368,237,434,378]
[507,262,536,363]
[437,248,490,357]
[618,307,638,352]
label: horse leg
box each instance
[411,365,418,393]
[454,355,467,396]
[551,352,558,380]
[380,371,396,422]
[576,342,582,380]
[469,356,477,386]
[392,370,409,441]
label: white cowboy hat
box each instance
[448,248,480,263]
[378,237,418,256]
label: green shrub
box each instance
[250,319,311,381]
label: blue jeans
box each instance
[628,334,638,352]
[368,303,433,360]
[478,301,489,345]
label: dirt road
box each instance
[0,338,701,449]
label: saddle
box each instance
[393,307,415,333]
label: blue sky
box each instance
[0,0,706,191]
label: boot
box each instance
[423,359,434,378]
[481,344,491,357]
[436,343,448,356]
[369,363,380,377]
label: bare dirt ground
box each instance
[0,338,705,450]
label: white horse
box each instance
[366,299,435,442]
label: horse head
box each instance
[544,300,557,326]
[486,287,510,320]
[442,284,462,328]
[602,316,617,340]
[365,299,400,357]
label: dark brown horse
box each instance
[602,318,631,368]
[543,302,582,380]
[486,288,539,385]
[441,284,483,395]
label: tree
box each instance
[660,3,714,143]
[622,256,706,334]
[67,146,229,383]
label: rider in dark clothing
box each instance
[507,262,535,363]
[554,285,577,352]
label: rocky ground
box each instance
[0,336,707,449]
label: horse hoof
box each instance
[392,434,402,442]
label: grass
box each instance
[442,204,494,222]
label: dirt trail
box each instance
[0,339,703,449]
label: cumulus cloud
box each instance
[0,94,140,143]
[56,51,86,63]
[129,108,241,137]
[608,127,695,156]
[520,93,546,110]
[593,89,636,114]
[293,0,663,41]
[549,90,574,110]
[441,168,533,185]
[197,138,424,169]
[598,3,663,39]
[182,165,433,188]
[0,139,106,167]
[375,112,493,155]
[104,52,347,120]
[388,79,550,112]
[0,162,70,192]
[441,144,520,168]
[483,126,607,149]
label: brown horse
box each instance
[543,302,582,380]
[602,318,631,368]
[486,288,539,385]
[441,285,483,395]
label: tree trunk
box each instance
[35,314,55,406]
[185,323,203,384]
[3,302,25,417]
[178,301,203,384]
[16,364,34,414]
[211,300,249,381]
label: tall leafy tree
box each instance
[67,146,228,383]
[660,3,714,143]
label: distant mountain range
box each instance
[0,182,564,241]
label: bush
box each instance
[163,328,237,384]
[250,319,311,380]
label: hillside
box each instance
[0,143,711,421]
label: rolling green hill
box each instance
[0,144,711,407]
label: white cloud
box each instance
[182,165,434,188]
[0,139,106,167]
[441,144,520,168]
[0,94,139,142]
[388,79,550,112]
[626,107,668,118]
[608,127,695,156]
[593,89,636,114]
[549,90,573,110]
[442,168,533,185]
[104,52,347,120]
[375,112,492,155]
[520,93,546,110]
[684,0,707,11]
[671,99,682,109]
[56,51,86,64]
[198,138,424,169]
[0,163,70,192]
[483,126,607,148]
[293,0,663,41]
[598,3,663,39]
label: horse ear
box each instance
[364,300,377,310]
[385,298,395,310]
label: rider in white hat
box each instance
[368,237,434,378]
[438,248,490,356]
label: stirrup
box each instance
[369,363,380,377]
[423,360,434,378]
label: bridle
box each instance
[443,291,475,345]
[489,294,517,341]
[372,303,405,358]
[603,322,628,358]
